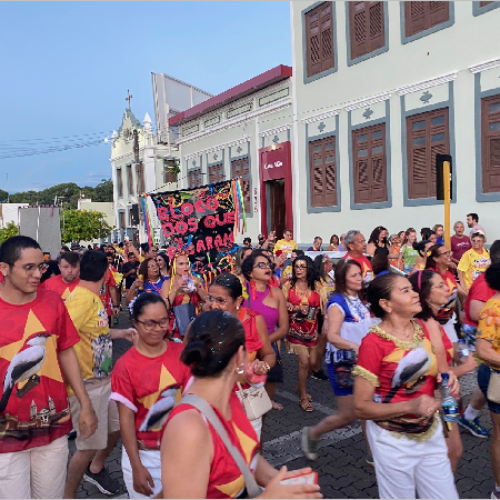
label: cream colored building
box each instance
[290,1,500,244]
[169,66,293,241]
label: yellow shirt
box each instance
[273,239,298,254]
[65,286,112,394]
[477,297,500,369]
[458,248,491,290]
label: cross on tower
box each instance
[125,90,133,110]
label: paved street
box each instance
[74,310,494,499]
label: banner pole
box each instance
[444,161,451,248]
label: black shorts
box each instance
[266,343,283,384]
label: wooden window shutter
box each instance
[407,108,449,199]
[119,212,125,229]
[352,123,387,204]
[405,1,449,37]
[306,2,334,78]
[349,2,384,59]
[231,158,251,214]
[482,94,500,193]
[127,165,134,195]
[309,136,337,208]
[429,2,449,27]
[480,1,493,6]
[139,162,145,195]
[189,169,202,189]
[117,169,123,197]
[208,163,224,184]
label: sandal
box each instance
[271,400,283,410]
[300,398,314,412]
[296,387,313,402]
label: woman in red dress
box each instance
[282,256,325,412]
[207,272,275,441]
[161,310,322,499]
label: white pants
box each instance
[122,446,162,499]
[250,416,263,442]
[366,419,458,499]
[0,435,68,499]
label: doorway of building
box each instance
[269,179,286,238]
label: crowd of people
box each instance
[0,209,499,499]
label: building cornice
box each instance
[177,97,292,145]
[396,71,457,96]
[259,124,291,138]
[469,57,500,74]
[184,137,250,161]
[344,91,392,111]
[110,144,169,163]
[301,108,341,124]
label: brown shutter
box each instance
[118,169,123,197]
[480,1,493,6]
[429,1,449,27]
[309,136,337,208]
[407,108,449,199]
[208,163,224,184]
[231,158,251,214]
[369,2,384,51]
[127,165,133,195]
[306,2,334,78]
[482,94,500,193]
[119,212,125,229]
[189,169,202,189]
[139,162,145,195]
[319,3,334,72]
[350,2,384,59]
[350,2,367,59]
[405,1,449,37]
[352,123,387,204]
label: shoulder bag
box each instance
[236,381,272,421]
[180,394,261,498]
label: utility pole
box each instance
[133,129,145,240]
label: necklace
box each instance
[385,323,414,339]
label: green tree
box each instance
[0,189,8,201]
[0,221,20,244]
[61,209,111,243]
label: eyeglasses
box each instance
[136,318,169,331]
[207,295,230,304]
[294,265,308,270]
[14,263,49,275]
[472,239,483,244]
[253,262,271,269]
[438,251,451,257]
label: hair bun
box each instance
[181,340,210,368]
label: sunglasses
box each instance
[294,265,308,270]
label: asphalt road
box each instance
[73,309,495,499]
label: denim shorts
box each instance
[478,363,500,414]
[327,356,354,397]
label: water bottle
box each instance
[440,373,459,422]
[458,339,470,359]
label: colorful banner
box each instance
[144,179,245,278]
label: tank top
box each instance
[243,287,279,336]
[167,393,259,499]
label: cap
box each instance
[258,234,265,240]
[70,242,80,250]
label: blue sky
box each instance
[0,1,291,194]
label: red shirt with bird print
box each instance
[111,341,191,450]
[353,320,439,437]
[0,289,80,452]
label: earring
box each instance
[236,363,245,375]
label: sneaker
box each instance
[491,486,500,499]
[458,416,490,439]
[366,454,374,467]
[301,426,319,460]
[311,369,328,381]
[83,467,120,495]
[67,429,77,440]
